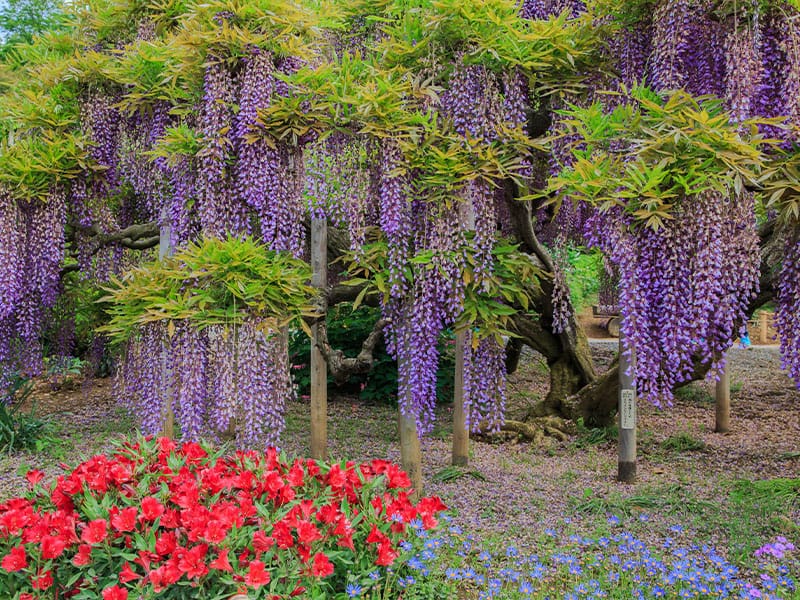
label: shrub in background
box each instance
[289,303,455,405]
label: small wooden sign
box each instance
[620,389,635,430]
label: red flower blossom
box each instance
[140,497,165,521]
[178,543,209,579]
[110,507,138,532]
[366,524,389,545]
[245,560,270,588]
[155,530,177,556]
[1,546,27,571]
[102,585,128,600]
[296,520,321,545]
[72,544,92,566]
[25,470,45,486]
[119,562,140,583]
[82,519,108,545]
[41,535,67,559]
[375,542,398,567]
[203,519,227,544]
[310,552,334,577]
[209,548,232,572]
[32,569,54,590]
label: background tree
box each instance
[0,0,62,56]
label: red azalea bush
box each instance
[0,437,447,599]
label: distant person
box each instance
[740,331,751,348]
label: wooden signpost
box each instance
[617,334,636,483]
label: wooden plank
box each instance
[310,217,328,460]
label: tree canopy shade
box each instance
[0,0,798,443]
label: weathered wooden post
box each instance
[159,210,175,439]
[617,334,636,483]
[398,341,423,500]
[452,200,475,466]
[451,331,469,466]
[399,408,422,502]
[310,216,328,460]
[715,353,730,433]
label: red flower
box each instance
[252,530,274,552]
[25,470,45,486]
[32,569,54,590]
[245,560,270,588]
[386,464,411,489]
[310,552,334,577]
[110,507,138,532]
[102,585,128,600]
[82,519,108,545]
[41,535,67,559]
[366,524,389,545]
[296,520,321,545]
[140,497,165,521]
[209,548,232,572]
[155,530,177,556]
[178,544,209,579]
[203,519,228,544]
[73,544,92,566]
[375,542,398,567]
[1,546,27,571]
[119,562,140,583]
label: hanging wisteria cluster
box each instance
[0,187,66,386]
[585,192,760,405]
[116,320,292,447]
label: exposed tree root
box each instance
[473,416,577,444]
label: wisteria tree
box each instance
[0,0,798,448]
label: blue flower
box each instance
[346,583,363,598]
[518,580,534,594]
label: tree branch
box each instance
[314,317,388,384]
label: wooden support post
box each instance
[715,353,730,433]
[759,312,769,344]
[399,410,423,502]
[310,217,328,460]
[451,330,469,466]
[452,200,475,466]
[617,334,636,483]
[159,212,175,439]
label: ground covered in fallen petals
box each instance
[1,342,798,581]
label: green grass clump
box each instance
[660,432,707,453]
